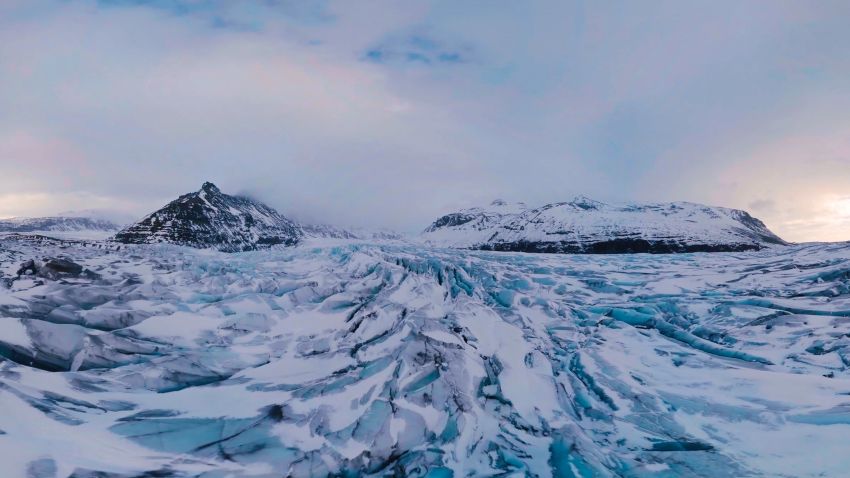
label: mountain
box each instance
[0,216,123,240]
[113,182,302,252]
[355,228,407,241]
[56,208,138,226]
[422,196,787,253]
[301,223,407,241]
[301,222,359,240]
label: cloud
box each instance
[708,125,850,242]
[1,0,849,239]
[748,199,776,213]
[0,191,144,220]
[0,0,501,229]
[363,30,470,66]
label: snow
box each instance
[422,196,787,252]
[0,216,122,240]
[1,234,849,477]
[0,317,31,348]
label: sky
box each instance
[1,0,849,241]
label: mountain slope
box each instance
[300,222,359,240]
[0,216,123,240]
[422,196,787,253]
[301,223,407,241]
[113,182,302,252]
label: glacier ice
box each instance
[0,235,849,476]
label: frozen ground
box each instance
[0,235,849,477]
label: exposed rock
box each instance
[113,182,302,252]
[16,257,97,281]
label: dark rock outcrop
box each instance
[16,257,98,281]
[113,182,302,252]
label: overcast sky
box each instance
[2,1,850,241]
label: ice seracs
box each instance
[1,234,849,477]
[113,181,303,252]
[422,196,787,253]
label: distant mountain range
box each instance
[0,215,125,240]
[11,183,786,254]
[421,196,786,253]
[300,223,405,241]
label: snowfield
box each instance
[1,235,849,477]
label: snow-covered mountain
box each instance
[0,215,124,240]
[301,223,407,241]
[113,182,302,252]
[300,222,359,240]
[57,208,138,227]
[422,196,787,253]
[357,228,407,241]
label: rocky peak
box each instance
[567,195,606,210]
[113,183,302,252]
[200,181,221,194]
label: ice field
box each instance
[1,235,849,477]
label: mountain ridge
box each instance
[110,185,787,254]
[0,215,126,241]
[422,196,787,253]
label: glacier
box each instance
[1,235,850,477]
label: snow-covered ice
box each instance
[1,235,849,477]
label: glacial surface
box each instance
[1,235,849,477]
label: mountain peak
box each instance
[114,183,301,252]
[568,195,606,210]
[485,199,527,211]
[200,181,220,194]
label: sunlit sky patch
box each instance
[1,0,849,242]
